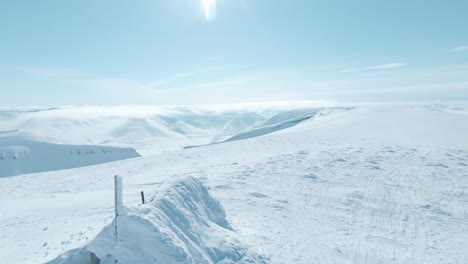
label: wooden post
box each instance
[90,252,100,264]
[114,175,123,242]
[141,191,145,204]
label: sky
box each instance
[1,0,468,106]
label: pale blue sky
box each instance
[1,0,468,105]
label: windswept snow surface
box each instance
[1,104,468,263]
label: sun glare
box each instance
[201,0,216,22]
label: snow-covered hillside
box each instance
[0,134,140,177]
[0,103,334,155]
[224,108,348,143]
[0,103,467,264]
[0,106,264,155]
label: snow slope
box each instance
[223,108,349,143]
[249,109,321,129]
[0,104,467,264]
[223,115,313,143]
[184,108,347,148]
[0,134,140,177]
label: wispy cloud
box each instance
[450,46,468,52]
[341,63,405,73]
[17,62,467,105]
[366,63,405,70]
[272,81,468,104]
[320,81,468,95]
[18,66,260,104]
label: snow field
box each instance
[0,105,467,263]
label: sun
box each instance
[201,0,217,22]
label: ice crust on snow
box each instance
[49,177,264,264]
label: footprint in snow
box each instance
[421,204,432,209]
[250,192,268,198]
[426,163,449,168]
[432,207,452,216]
[303,174,317,181]
[214,184,232,190]
[271,204,285,210]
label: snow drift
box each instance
[49,177,264,264]
[0,136,140,177]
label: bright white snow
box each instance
[0,103,467,264]
[48,177,265,264]
[0,104,332,155]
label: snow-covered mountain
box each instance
[0,106,261,154]
[1,103,468,263]
[0,104,336,156]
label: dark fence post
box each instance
[90,252,100,264]
[141,191,145,204]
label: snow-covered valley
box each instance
[0,103,467,263]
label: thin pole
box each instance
[141,191,145,204]
[114,175,123,242]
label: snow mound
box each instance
[0,136,140,177]
[49,177,264,264]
